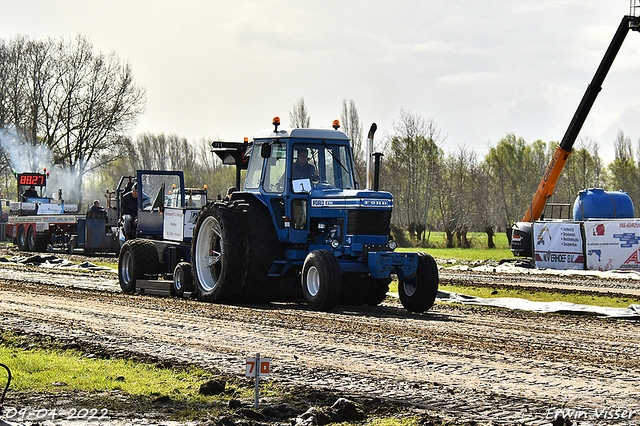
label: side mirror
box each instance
[261,143,272,158]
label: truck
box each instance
[511,12,640,258]
[118,117,439,313]
[3,170,119,254]
[2,169,131,254]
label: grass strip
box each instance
[438,284,640,309]
[0,331,279,420]
[0,331,429,425]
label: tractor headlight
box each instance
[330,239,340,249]
[388,240,397,250]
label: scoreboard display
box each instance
[17,173,47,186]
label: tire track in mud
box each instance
[1,271,640,425]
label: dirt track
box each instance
[1,262,640,425]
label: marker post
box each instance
[253,352,260,409]
[246,353,270,409]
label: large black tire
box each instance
[26,226,47,252]
[118,239,161,294]
[26,226,37,252]
[302,249,341,311]
[16,225,28,251]
[236,200,283,302]
[364,277,392,305]
[171,262,193,297]
[398,251,439,313]
[191,202,248,302]
[340,274,391,306]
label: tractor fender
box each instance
[231,191,281,235]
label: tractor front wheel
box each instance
[398,251,439,313]
[302,249,341,311]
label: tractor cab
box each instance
[17,172,48,202]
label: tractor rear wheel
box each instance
[340,274,390,306]
[302,249,341,311]
[236,200,283,302]
[191,202,247,302]
[364,277,391,306]
[118,239,161,294]
[398,251,439,313]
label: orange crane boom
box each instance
[522,14,640,223]
[511,14,640,258]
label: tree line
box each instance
[2,35,639,249]
[285,102,639,249]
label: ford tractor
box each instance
[190,117,439,312]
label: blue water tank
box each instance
[572,188,634,221]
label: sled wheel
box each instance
[172,262,193,297]
[17,225,28,251]
[118,239,160,294]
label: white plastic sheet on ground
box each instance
[435,290,640,319]
[434,263,640,319]
[444,262,640,280]
[0,254,115,272]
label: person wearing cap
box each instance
[23,185,38,199]
[121,183,138,240]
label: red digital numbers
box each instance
[18,174,45,186]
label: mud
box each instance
[0,251,639,425]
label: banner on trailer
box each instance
[584,220,640,271]
[533,222,584,269]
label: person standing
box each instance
[121,183,138,240]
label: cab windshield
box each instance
[246,141,356,192]
[292,144,355,190]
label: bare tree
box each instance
[470,162,500,248]
[340,99,365,184]
[434,147,481,248]
[0,34,145,204]
[289,97,310,128]
[385,109,443,243]
[608,130,639,211]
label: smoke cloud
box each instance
[0,124,81,203]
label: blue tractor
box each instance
[190,117,439,312]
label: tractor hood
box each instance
[309,188,393,209]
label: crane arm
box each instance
[523,15,640,222]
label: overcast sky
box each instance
[2,1,640,165]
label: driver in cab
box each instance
[292,148,318,181]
